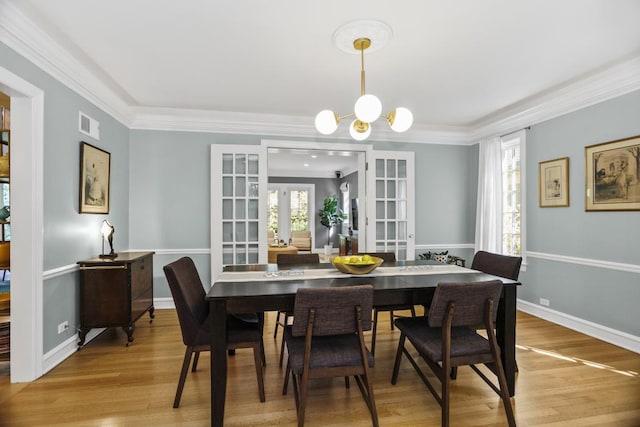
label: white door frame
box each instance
[0,66,45,382]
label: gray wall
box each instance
[521,89,640,336]
[1,42,131,352]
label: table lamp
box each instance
[99,220,116,258]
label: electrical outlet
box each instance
[539,298,550,307]
[58,321,69,334]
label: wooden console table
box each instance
[77,251,155,347]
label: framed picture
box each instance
[79,141,111,214]
[585,135,640,211]
[539,157,569,207]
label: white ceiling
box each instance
[6,0,640,174]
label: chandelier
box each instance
[315,36,413,141]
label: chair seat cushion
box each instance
[394,316,491,362]
[284,327,374,374]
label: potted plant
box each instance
[319,195,347,255]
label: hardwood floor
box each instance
[0,309,638,426]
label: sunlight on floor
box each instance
[516,344,639,377]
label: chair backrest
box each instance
[427,280,503,328]
[292,285,374,336]
[359,252,395,262]
[163,257,208,345]
[471,251,522,280]
[277,253,320,266]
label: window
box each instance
[501,132,525,257]
[267,184,314,243]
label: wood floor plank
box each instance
[0,310,638,426]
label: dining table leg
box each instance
[210,299,228,427]
[496,286,517,396]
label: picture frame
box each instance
[585,135,640,211]
[79,141,111,214]
[539,157,569,207]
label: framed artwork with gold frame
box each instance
[539,157,569,207]
[585,135,640,211]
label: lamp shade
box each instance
[354,94,382,123]
[389,107,413,133]
[315,110,339,135]
[349,119,371,141]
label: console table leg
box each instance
[77,328,90,348]
[123,324,135,346]
[148,306,155,323]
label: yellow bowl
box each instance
[332,256,384,275]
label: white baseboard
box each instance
[42,328,104,374]
[517,299,640,354]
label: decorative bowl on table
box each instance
[332,255,383,275]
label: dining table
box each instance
[206,260,521,427]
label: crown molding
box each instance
[469,55,640,141]
[0,0,134,126]
[2,1,639,144]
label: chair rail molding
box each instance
[526,251,640,274]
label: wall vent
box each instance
[79,112,99,140]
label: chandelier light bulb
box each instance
[388,107,413,133]
[349,119,371,141]
[315,110,339,135]
[354,94,382,123]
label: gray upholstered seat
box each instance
[163,257,265,407]
[391,280,516,427]
[283,285,378,427]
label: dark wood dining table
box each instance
[206,260,521,427]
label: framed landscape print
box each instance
[585,135,640,211]
[539,157,569,207]
[79,141,111,214]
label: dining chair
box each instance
[282,285,378,427]
[471,250,522,281]
[362,252,416,356]
[289,230,312,252]
[466,250,522,375]
[274,253,320,366]
[163,257,265,408]
[391,280,516,427]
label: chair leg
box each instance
[274,311,281,338]
[390,333,406,385]
[191,351,200,372]
[371,308,379,357]
[279,333,286,367]
[389,310,395,330]
[173,346,194,408]
[282,358,291,395]
[441,361,451,427]
[298,370,309,427]
[252,343,266,402]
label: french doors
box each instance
[211,144,415,278]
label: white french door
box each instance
[267,184,315,246]
[211,145,268,279]
[365,151,415,260]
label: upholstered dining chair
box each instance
[282,285,379,427]
[289,230,312,252]
[0,242,9,281]
[467,250,523,375]
[274,253,320,366]
[391,280,516,427]
[471,250,522,282]
[363,252,416,356]
[163,257,265,408]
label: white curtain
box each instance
[475,137,502,254]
